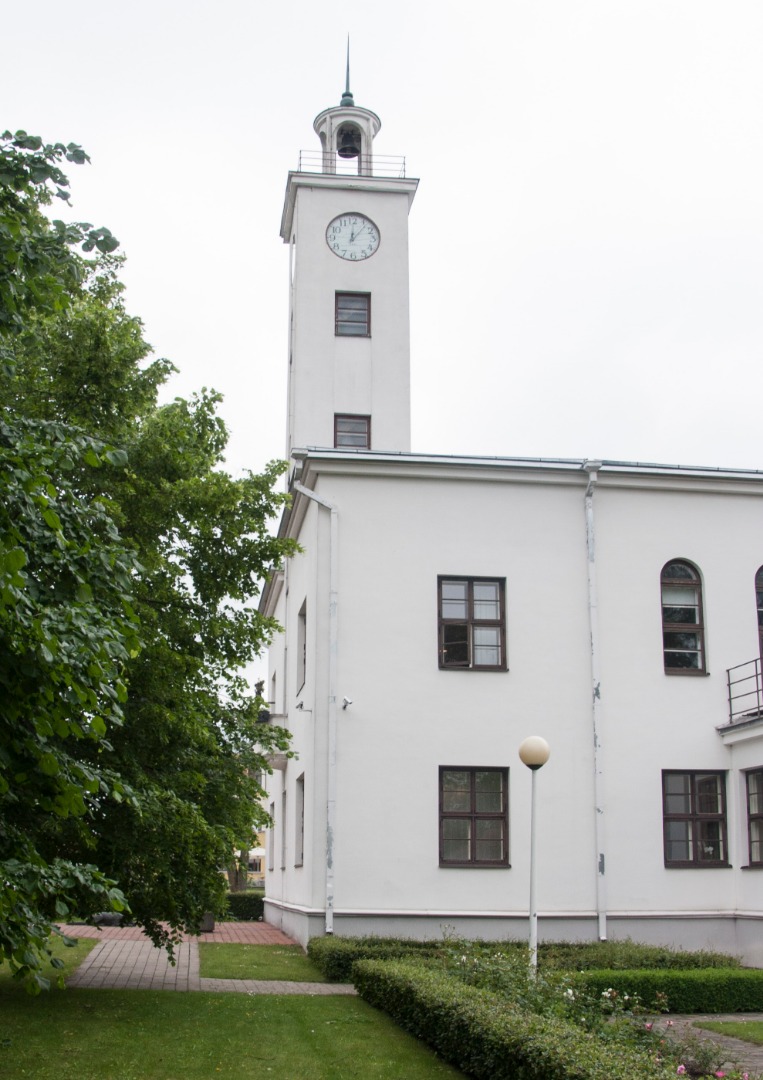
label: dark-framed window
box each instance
[335,292,370,336]
[756,568,763,658]
[746,768,763,866]
[438,576,506,670]
[661,560,705,673]
[335,414,370,449]
[439,767,509,867]
[662,771,728,867]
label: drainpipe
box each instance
[582,461,608,941]
[293,481,339,935]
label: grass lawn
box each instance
[0,988,464,1079]
[695,1020,763,1046]
[0,935,99,992]
[199,943,326,982]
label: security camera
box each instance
[342,697,353,710]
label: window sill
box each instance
[439,863,511,870]
[439,665,508,673]
[741,863,763,870]
[664,862,731,869]
[663,669,710,677]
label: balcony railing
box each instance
[727,657,763,724]
[295,150,407,179]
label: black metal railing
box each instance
[296,150,407,179]
[727,657,763,724]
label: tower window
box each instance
[660,560,705,673]
[335,414,370,449]
[336,292,370,336]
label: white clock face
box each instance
[326,213,380,260]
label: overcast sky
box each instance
[4,0,762,476]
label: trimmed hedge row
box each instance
[535,940,740,971]
[225,890,264,921]
[307,936,443,982]
[352,959,668,1080]
[572,967,763,1013]
[306,934,740,983]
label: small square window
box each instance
[335,292,370,336]
[335,414,370,449]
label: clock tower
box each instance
[281,72,418,458]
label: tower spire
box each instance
[340,36,354,106]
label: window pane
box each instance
[441,581,468,619]
[473,626,500,666]
[664,563,698,581]
[443,790,471,812]
[697,820,724,862]
[751,819,762,864]
[663,607,699,624]
[473,581,500,620]
[664,774,691,814]
[443,818,471,861]
[665,820,692,862]
[475,771,503,812]
[443,770,470,791]
[443,624,469,666]
[748,771,762,816]
[476,818,503,861]
[696,774,722,815]
[475,771,503,791]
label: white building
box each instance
[260,80,763,964]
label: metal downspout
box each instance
[293,482,339,935]
[583,461,608,941]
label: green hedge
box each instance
[571,967,763,1013]
[225,890,264,921]
[352,959,668,1080]
[305,935,740,982]
[307,936,443,982]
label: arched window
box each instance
[661,560,705,673]
[756,567,763,658]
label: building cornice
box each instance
[291,447,763,497]
[280,171,419,241]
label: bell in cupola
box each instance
[337,125,361,159]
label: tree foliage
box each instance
[0,131,294,987]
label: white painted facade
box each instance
[260,87,763,964]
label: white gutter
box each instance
[293,481,339,935]
[583,461,608,941]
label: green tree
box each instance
[1,131,294,982]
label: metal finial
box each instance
[340,36,354,106]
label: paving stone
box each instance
[60,923,354,997]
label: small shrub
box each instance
[225,890,264,922]
[307,936,443,982]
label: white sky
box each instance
[3,0,763,476]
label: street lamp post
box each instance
[518,735,551,973]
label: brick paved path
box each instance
[60,922,355,996]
